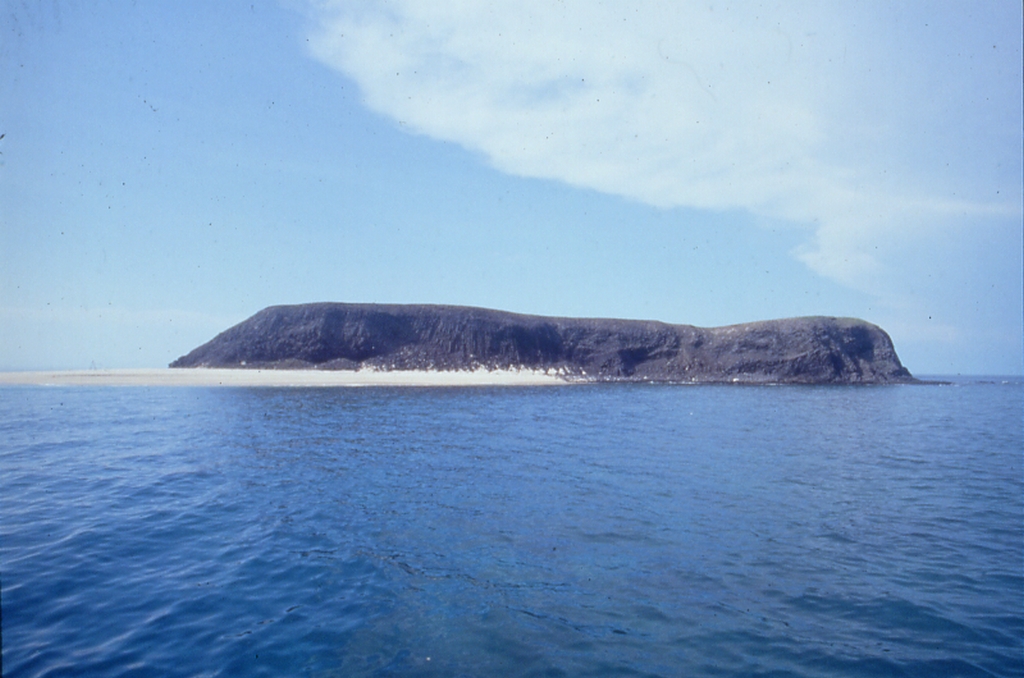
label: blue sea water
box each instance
[1,378,1021,677]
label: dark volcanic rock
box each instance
[170,303,916,384]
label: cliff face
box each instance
[170,303,915,384]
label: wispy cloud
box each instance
[305,1,1021,343]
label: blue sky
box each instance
[1,1,1021,374]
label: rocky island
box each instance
[170,303,915,384]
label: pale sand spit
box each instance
[0,368,569,387]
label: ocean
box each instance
[1,378,1021,677]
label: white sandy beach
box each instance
[0,367,568,387]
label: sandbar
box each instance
[0,368,568,388]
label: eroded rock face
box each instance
[170,303,916,384]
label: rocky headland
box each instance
[170,303,916,384]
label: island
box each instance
[169,303,916,385]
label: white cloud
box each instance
[305,1,1021,336]
[308,2,841,209]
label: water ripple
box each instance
[1,382,1021,677]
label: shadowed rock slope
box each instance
[170,303,916,384]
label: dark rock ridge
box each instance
[170,303,915,384]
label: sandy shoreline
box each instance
[0,368,569,387]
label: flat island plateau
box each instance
[170,303,916,385]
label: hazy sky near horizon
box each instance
[2,1,1021,374]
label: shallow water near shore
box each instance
[2,378,1021,677]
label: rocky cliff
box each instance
[170,303,915,384]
